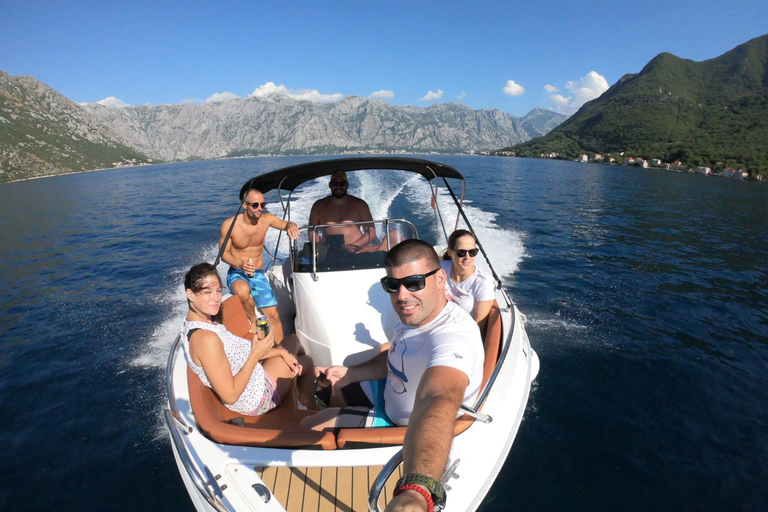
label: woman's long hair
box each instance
[184,262,224,323]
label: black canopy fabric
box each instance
[238,156,464,200]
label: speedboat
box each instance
[165,156,539,512]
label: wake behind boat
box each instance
[165,157,539,512]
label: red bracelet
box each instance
[394,483,434,512]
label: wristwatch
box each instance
[394,473,446,512]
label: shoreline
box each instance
[1,150,475,185]
[1,162,160,185]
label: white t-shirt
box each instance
[441,260,496,317]
[384,301,484,426]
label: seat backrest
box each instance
[220,295,251,338]
[187,368,337,449]
[480,301,503,391]
[186,296,337,449]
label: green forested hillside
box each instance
[0,71,152,183]
[508,35,768,176]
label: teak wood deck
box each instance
[254,464,404,512]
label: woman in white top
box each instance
[182,262,317,415]
[441,230,496,332]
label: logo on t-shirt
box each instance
[387,339,408,394]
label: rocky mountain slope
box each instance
[82,96,566,162]
[0,71,151,183]
[509,35,768,174]
[1,69,566,183]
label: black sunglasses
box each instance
[330,180,348,186]
[452,247,479,258]
[244,201,267,209]
[380,268,440,294]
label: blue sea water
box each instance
[0,156,766,511]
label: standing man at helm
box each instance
[219,187,299,344]
[309,170,376,253]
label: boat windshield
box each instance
[292,219,417,273]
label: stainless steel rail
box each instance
[166,331,231,511]
[166,332,191,432]
[164,409,230,512]
[293,219,418,281]
[368,448,404,512]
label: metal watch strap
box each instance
[395,473,446,511]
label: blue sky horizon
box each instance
[2,0,766,117]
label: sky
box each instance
[2,0,766,117]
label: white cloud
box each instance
[419,89,444,101]
[179,98,202,105]
[249,82,343,102]
[457,91,466,99]
[549,93,570,108]
[369,90,395,99]
[250,82,290,98]
[96,96,131,108]
[502,80,525,97]
[203,92,241,104]
[543,84,558,94]
[545,71,609,114]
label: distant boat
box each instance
[165,156,539,512]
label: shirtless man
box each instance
[308,170,376,253]
[219,188,299,343]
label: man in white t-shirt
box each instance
[302,239,484,512]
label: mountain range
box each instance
[0,72,566,183]
[81,96,565,161]
[507,35,768,175]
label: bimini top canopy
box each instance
[239,156,464,200]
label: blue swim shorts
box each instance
[340,378,394,427]
[226,267,278,309]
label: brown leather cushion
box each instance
[220,294,252,338]
[186,295,337,449]
[335,301,502,448]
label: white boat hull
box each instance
[166,291,535,512]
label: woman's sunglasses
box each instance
[244,201,267,209]
[380,268,440,293]
[452,247,479,258]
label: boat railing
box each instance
[165,332,232,512]
[464,302,517,416]
[291,219,418,280]
[368,448,404,512]
[166,332,191,433]
[165,409,231,512]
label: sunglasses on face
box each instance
[330,180,348,186]
[244,201,267,209]
[452,247,479,258]
[380,268,440,293]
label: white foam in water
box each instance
[401,178,527,283]
[131,244,226,368]
[357,170,421,220]
[134,170,528,369]
[525,314,588,331]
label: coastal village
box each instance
[557,152,754,180]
